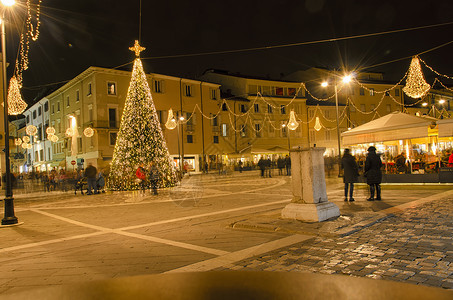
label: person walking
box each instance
[85,163,98,195]
[97,169,106,193]
[365,146,382,201]
[136,164,147,195]
[148,161,159,195]
[341,149,359,202]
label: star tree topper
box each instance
[129,40,146,57]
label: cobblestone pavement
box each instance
[217,198,453,289]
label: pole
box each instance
[179,79,184,174]
[200,82,205,172]
[334,84,342,177]
[1,10,18,225]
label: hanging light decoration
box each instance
[14,138,22,146]
[21,143,28,149]
[65,128,74,137]
[25,124,37,136]
[22,135,30,143]
[7,77,28,115]
[314,117,322,131]
[26,143,32,149]
[50,135,59,143]
[165,108,177,130]
[403,56,430,99]
[46,126,56,135]
[287,110,299,131]
[83,127,94,137]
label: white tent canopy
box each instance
[342,111,436,145]
[437,118,453,137]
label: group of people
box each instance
[257,155,291,178]
[136,162,160,195]
[341,146,382,202]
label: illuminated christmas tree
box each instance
[107,41,177,190]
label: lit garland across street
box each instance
[107,41,177,191]
[403,56,430,99]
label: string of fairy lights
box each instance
[7,0,42,116]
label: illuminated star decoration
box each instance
[403,56,430,99]
[129,40,146,57]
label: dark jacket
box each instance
[365,151,382,184]
[341,153,359,183]
[85,165,97,179]
[258,158,266,170]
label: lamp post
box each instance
[322,74,351,177]
[1,0,18,225]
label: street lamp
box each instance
[1,0,18,225]
[322,73,352,177]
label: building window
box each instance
[267,104,273,114]
[255,124,261,138]
[87,83,92,96]
[222,103,228,111]
[280,105,286,114]
[77,137,82,153]
[109,132,117,146]
[359,88,365,96]
[221,124,228,137]
[385,91,389,96]
[44,102,49,112]
[51,104,54,114]
[360,104,366,112]
[395,89,400,97]
[33,110,36,119]
[210,88,217,100]
[57,102,60,112]
[109,108,117,128]
[107,82,117,95]
[76,90,80,102]
[184,84,192,97]
[153,80,163,93]
[187,135,193,143]
[254,104,260,113]
[369,88,375,96]
[88,107,93,122]
[386,104,392,112]
[275,87,284,96]
[326,130,331,141]
[370,104,375,111]
[39,149,44,161]
[26,116,30,123]
[66,96,70,107]
[240,104,247,113]
[288,88,296,96]
[38,107,42,116]
[213,135,219,144]
[281,125,287,137]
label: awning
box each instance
[437,118,453,137]
[342,112,436,145]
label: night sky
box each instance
[4,0,453,103]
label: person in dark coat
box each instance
[258,157,266,177]
[85,163,98,195]
[148,161,159,195]
[365,146,382,201]
[395,152,407,174]
[341,149,359,202]
[285,155,291,176]
[277,156,285,175]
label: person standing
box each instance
[341,149,359,202]
[277,156,285,175]
[285,155,291,176]
[148,161,160,195]
[365,146,382,201]
[265,157,272,178]
[258,157,266,177]
[97,169,106,193]
[448,150,453,167]
[395,152,407,174]
[85,163,98,195]
[136,164,147,195]
[238,160,243,173]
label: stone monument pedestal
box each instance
[281,147,340,222]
